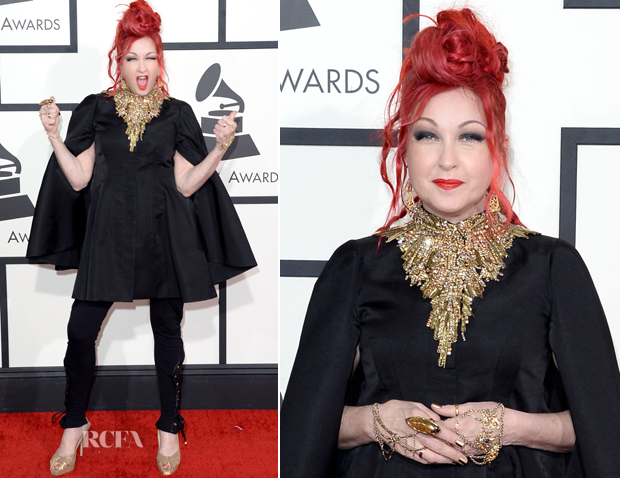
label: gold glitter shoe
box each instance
[157,429,181,475]
[49,419,90,476]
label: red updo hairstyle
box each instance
[106,0,169,95]
[379,8,522,231]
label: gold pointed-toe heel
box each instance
[50,418,91,476]
[157,429,181,476]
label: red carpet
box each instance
[0,409,277,477]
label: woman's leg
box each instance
[61,299,112,428]
[149,298,185,434]
[51,299,112,473]
[150,298,185,474]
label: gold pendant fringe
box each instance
[381,202,534,367]
[112,80,169,152]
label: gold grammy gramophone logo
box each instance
[0,142,34,222]
[196,63,259,160]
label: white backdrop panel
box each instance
[7,264,74,367]
[280,145,390,260]
[280,0,402,129]
[575,145,620,361]
[226,0,279,42]
[226,204,278,364]
[182,297,220,365]
[0,0,71,46]
[150,0,219,43]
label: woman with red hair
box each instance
[281,8,620,477]
[28,1,255,475]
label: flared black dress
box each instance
[281,234,620,477]
[27,93,256,302]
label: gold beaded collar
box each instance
[112,80,169,152]
[381,201,534,367]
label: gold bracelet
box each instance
[454,402,504,465]
[46,131,61,140]
[372,403,422,460]
[219,131,235,149]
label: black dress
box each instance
[27,93,256,302]
[281,234,620,477]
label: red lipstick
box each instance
[433,179,463,190]
[137,75,148,90]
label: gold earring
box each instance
[488,193,501,213]
[405,182,416,214]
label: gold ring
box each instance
[455,404,459,416]
[39,98,53,105]
[405,416,441,435]
[418,447,426,458]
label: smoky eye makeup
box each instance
[459,132,486,142]
[412,130,438,141]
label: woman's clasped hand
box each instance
[345,400,509,465]
[374,401,470,465]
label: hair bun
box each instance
[120,0,161,37]
[409,9,508,87]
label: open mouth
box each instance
[137,76,148,90]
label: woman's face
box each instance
[120,37,160,96]
[405,88,496,223]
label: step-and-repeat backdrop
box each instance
[280,0,620,395]
[0,0,277,370]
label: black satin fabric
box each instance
[281,234,620,477]
[27,93,256,302]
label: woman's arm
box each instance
[506,409,574,452]
[338,405,374,450]
[39,97,95,191]
[174,111,236,197]
[433,403,575,454]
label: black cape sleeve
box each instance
[26,94,97,269]
[548,239,620,478]
[175,101,256,283]
[281,240,361,477]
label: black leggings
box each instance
[59,299,185,435]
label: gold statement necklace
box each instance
[381,201,534,367]
[112,80,169,152]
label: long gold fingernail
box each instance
[431,403,442,408]
[459,457,468,465]
[455,440,465,447]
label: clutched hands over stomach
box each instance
[339,399,513,465]
[371,400,471,465]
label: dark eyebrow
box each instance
[459,120,486,129]
[414,117,487,128]
[415,117,437,126]
[125,51,157,56]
